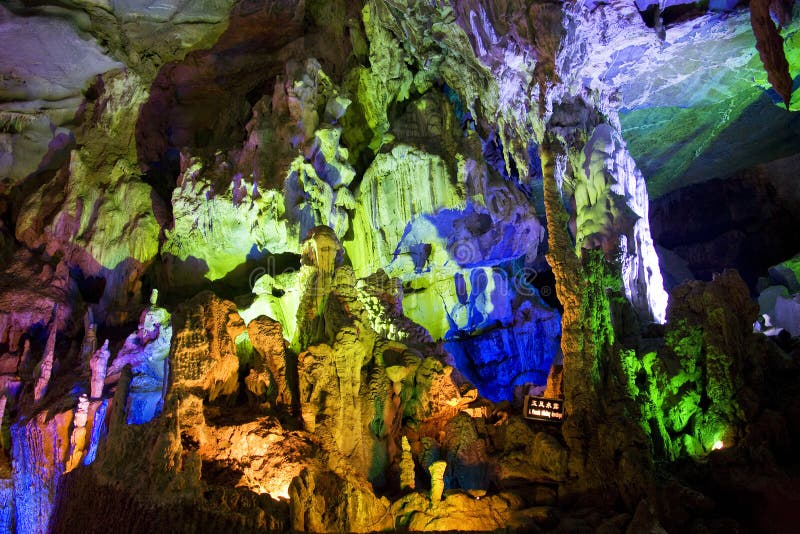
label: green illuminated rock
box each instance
[14,72,162,319]
[621,271,762,460]
[162,158,291,286]
[347,145,463,278]
[162,60,357,291]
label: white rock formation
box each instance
[89,340,111,400]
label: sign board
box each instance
[523,395,564,422]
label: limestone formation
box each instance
[298,326,373,477]
[19,340,33,381]
[400,436,416,491]
[300,225,344,319]
[0,1,799,532]
[33,309,57,403]
[392,489,544,532]
[0,393,6,444]
[442,413,490,490]
[14,71,163,322]
[200,414,316,501]
[750,0,793,108]
[246,315,290,408]
[11,411,74,533]
[170,292,242,401]
[89,340,110,400]
[622,270,762,459]
[289,467,393,533]
[80,308,97,366]
[66,394,89,472]
[105,291,173,423]
[428,461,447,503]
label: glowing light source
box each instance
[712,440,724,450]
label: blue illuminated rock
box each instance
[106,291,172,425]
[445,301,562,402]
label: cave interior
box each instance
[0,0,800,532]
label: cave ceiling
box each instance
[2,1,798,197]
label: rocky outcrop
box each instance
[493,417,568,486]
[200,414,314,501]
[0,5,122,186]
[289,467,393,533]
[11,410,73,534]
[170,292,243,402]
[392,489,553,532]
[14,71,164,323]
[245,316,290,409]
[622,270,765,459]
[0,251,72,356]
[298,325,376,478]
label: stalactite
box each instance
[750,0,793,109]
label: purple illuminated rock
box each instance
[0,5,121,184]
[105,291,172,424]
[774,294,800,337]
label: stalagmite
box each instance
[296,225,345,349]
[0,394,6,438]
[301,225,343,316]
[429,461,447,503]
[81,308,97,377]
[19,339,33,381]
[34,306,58,403]
[89,340,110,399]
[81,321,97,361]
[66,394,89,472]
[400,436,415,491]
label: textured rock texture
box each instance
[171,292,243,401]
[617,7,800,194]
[622,270,764,460]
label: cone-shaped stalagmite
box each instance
[90,340,110,399]
[34,306,58,403]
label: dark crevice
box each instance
[651,166,800,290]
[70,267,106,304]
[637,2,711,30]
[142,146,181,210]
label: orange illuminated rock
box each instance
[170,292,244,401]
